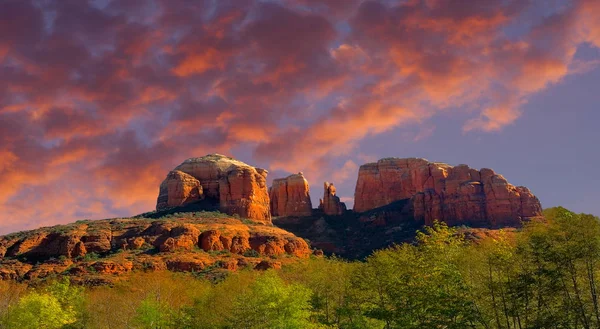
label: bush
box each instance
[243,249,260,258]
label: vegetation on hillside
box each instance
[1,207,599,329]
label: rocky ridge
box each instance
[0,155,545,280]
[0,213,310,283]
[354,158,542,227]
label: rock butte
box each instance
[0,155,546,281]
[354,157,542,227]
[157,154,271,224]
[269,173,313,217]
[319,182,347,216]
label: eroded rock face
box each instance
[158,225,200,252]
[2,226,111,260]
[269,173,313,217]
[0,215,311,281]
[156,154,271,224]
[156,170,203,210]
[354,158,542,227]
[319,182,347,216]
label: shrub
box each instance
[243,249,260,258]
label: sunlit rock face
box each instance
[157,170,204,210]
[0,216,311,281]
[269,173,313,217]
[319,182,346,216]
[157,154,271,224]
[354,158,542,227]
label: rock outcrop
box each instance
[156,154,271,224]
[156,171,203,210]
[354,158,542,227]
[319,182,346,216]
[269,173,313,217]
[0,215,310,282]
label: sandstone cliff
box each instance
[354,158,542,227]
[0,213,310,282]
[156,170,203,209]
[157,154,271,224]
[269,173,313,217]
[319,182,346,216]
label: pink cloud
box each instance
[1,0,599,233]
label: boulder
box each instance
[199,230,224,251]
[81,228,112,254]
[91,261,133,275]
[156,154,271,224]
[254,260,282,270]
[318,182,346,216]
[269,173,313,217]
[354,158,542,227]
[249,235,310,258]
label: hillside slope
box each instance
[0,211,310,284]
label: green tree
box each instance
[355,221,478,328]
[229,271,314,329]
[1,278,84,329]
[5,292,77,329]
[45,278,86,328]
[133,295,172,329]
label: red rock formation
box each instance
[156,154,271,224]
[3,227,110,260]
[318,182,347,216]
[255,260,282,270]
[220,166,271,223]
[156,170,203,210]
[0,214,311,281]
[199,230,225,251]
[269,173,313,217]
[128,237,146,250]
[165,257,208,272]
[157,224,200,252]
[91,261,134,275]
[354,158,542,227]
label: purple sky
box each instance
[1,0,599,234]
[318,63,600,214]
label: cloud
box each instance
[463,105,522,132]
[0,0,599,233]
[331,160,359,184]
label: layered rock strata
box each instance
[354,158,542,227]
[269,173,313,217]
[157,154,271,224]
[0,216,310,281]
[319,182,347,216]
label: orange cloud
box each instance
[172,48,225,77]
[257,99,422,174]
[463,106,521,132]
[1,0,599,234]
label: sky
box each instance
[1,0,599,235]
